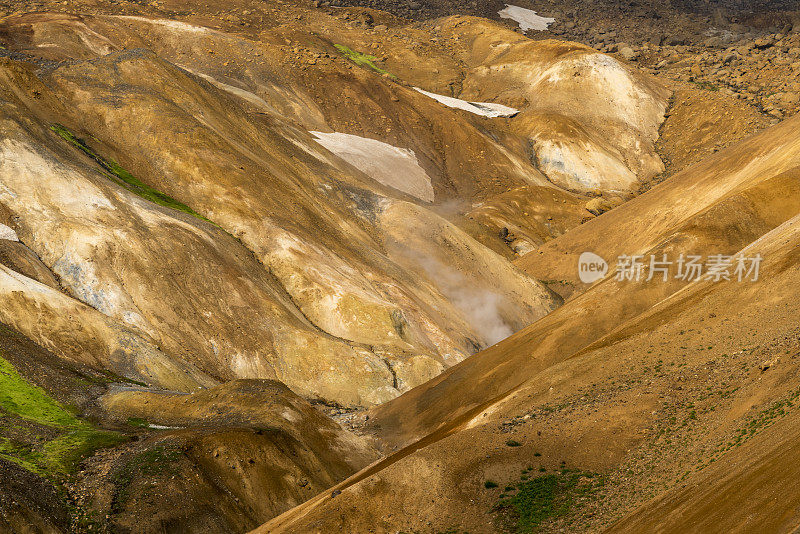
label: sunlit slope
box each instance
[0,55,561,406]
[435,17,670,194]
[0,9,659,405]
[605,404,800,534]
[0,7,671,252]
[254,138,800,532]
[517,112,800,287]
[368,113,800,446]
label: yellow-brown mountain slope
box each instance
[0,4,673,407]
[255,113,800,533]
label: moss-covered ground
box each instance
[493,467,605,533]
[0,353,126,477]
[334,44,397,79]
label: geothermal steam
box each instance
[396,246,514,347]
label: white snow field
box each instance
[413,88,519,118]
[310,132,435,202]
[498,5,556,32]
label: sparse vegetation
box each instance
[506,439,522,447]
[494,469,605,533]
[111,444,184,512]
[485,480,499,489]
[707,384,800,462]
[334,44,397,78]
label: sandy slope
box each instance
[253,114,800,533]
[370,113,800,447]
[0,0,791,531]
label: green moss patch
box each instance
[691,80,719,92]
[494,469,605,532]
[50,124,211,223]
[126,417,150,428]
[0,353,126,478]
[334,44,397,79]
[0,437,46,475]
[42,430,126,474]
[0,356,81,428]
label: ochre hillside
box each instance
[0,0,797,531]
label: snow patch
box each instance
[414,88,519,118]
[498,5,555,32]
[0,224,19,242]
[310,132,434,202]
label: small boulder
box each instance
[754,36,775,49]
[619,46,638,61]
